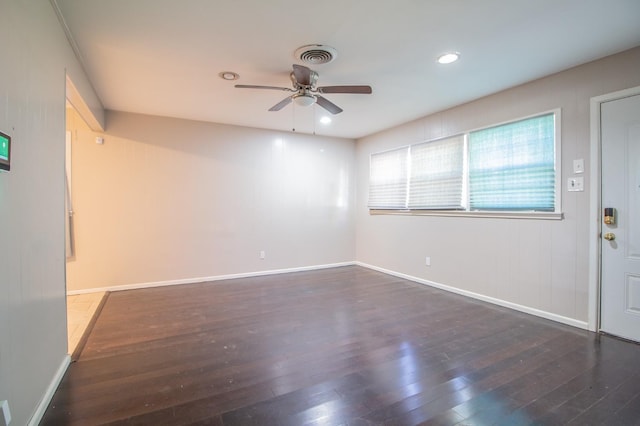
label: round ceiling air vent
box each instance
[295,45,338,65]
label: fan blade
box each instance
[235,84,293,92]
[292,64,313,86]
[315,96,343,114]
[268,96,293,111]
[318,85,372,94]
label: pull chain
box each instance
[313,103,317,135]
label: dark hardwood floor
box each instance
[42,266,640,425]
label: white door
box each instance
[600,93,640,342]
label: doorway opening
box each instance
[65,101,108,358]
[65,75,108,358]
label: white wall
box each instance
[0,4,635,421]
[66,110,356,291]
[0,2,103,425]
[355,47,640,326]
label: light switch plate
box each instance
[568,177,584,192]
[573,158,584,174]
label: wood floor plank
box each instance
[41,266,640,425]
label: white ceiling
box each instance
[54,0,640,139]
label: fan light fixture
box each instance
[293,93,316,107]
[437,52,460,64]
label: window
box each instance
[368,111,560,216]
[368,146,409,209]
[469,113,556,211]
[408,135,465,210]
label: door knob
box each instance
[603,232,616,241]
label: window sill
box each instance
[369,209,564,220]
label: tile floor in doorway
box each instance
[67,292,106,355]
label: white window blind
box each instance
[368,147,409,209]
[468,113,556,211]
[408,135,465,209]
[368,111,559,216]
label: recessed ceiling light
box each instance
[219,71,239,81]
[437,52,460,64]
[320,116,332,125]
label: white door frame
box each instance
[588,85,640,332]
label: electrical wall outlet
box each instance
[425,256,431,266]
[259,250,265,260]
[1,400,11,426]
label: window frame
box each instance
[368,109,563,220]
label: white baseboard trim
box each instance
[67,261,357,295]
[66,261,587,330]
[28,354,71,426]
[356,262,589,331]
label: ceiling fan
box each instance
[235,64,372,114]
